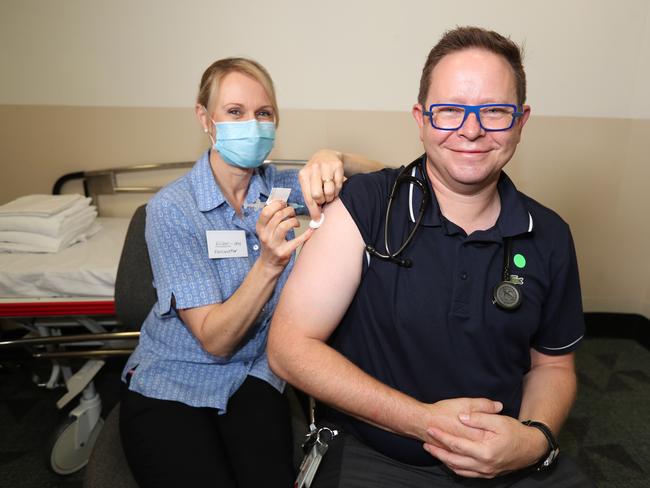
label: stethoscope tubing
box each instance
[364,156,522,310]
[365,157,430,268]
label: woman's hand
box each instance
[179,201,311,357]
[299,149,346,221]
[256,200,312,273]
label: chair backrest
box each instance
[114,205,156,330]
[83,207,151,487]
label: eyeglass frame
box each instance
[422,103,524,132]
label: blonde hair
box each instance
[197,57,280,127]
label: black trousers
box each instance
[312,431,595,488]
[120,376,294,488]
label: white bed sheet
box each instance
[0,217,130,298]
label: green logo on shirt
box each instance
[513,254,526,269]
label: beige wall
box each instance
[1,0,649,318]
[0,106,648,318]
[2,0,650,118]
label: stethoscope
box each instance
[364,156,523,311]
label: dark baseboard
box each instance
[584,312,650,350]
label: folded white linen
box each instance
[0,209,97,244]
[0,198,96,237]
[0,217,129,297]
[0,221,102,253]
[0,194,84,217]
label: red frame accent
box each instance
[0,300,115,318]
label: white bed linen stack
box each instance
[0,194,101,253]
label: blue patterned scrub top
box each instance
[122,150,306,412]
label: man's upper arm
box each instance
[530,348,575,371]
[271,198,365,342]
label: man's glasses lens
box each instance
[429,105,517,131]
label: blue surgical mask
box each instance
[213,119,276,169]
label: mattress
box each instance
[0,217,130,298]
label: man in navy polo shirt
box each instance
[269,26,592,487]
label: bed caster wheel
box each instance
[49,415,104,475]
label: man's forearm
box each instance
[519,351,577,435]
[269,329,428,440]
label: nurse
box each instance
[119,57,382,488]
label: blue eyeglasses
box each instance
[423,103,524,132]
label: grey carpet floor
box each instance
[559,338,650,487]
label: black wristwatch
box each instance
[521,420,560,471]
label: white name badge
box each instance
[206,230,248,259]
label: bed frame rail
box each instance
[53,159,307,212]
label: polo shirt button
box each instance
[460,272,468,280]
[253,244,259,251]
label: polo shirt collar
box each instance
[191,150,270,212]
[495,172,534,238]
[406,157,533,238]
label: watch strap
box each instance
[521,420,560,470]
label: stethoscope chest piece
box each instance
[493,280,522,310]
[492,236,524,311]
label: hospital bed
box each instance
[0,158,306,476]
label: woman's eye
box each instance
[257,110,273,118]
[228,108,241,116]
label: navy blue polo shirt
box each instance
[326,157,585,466]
